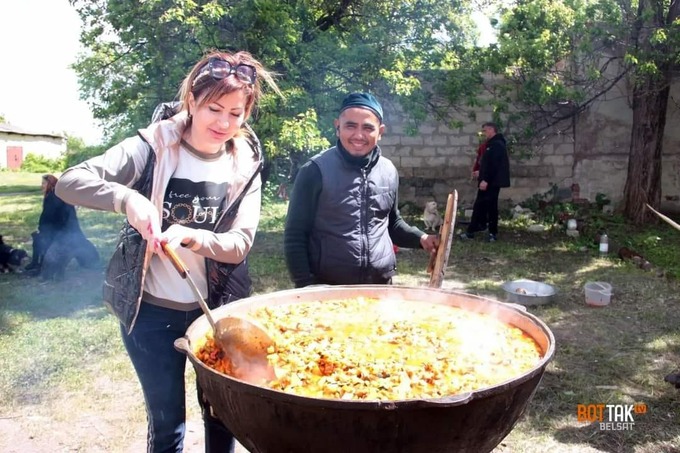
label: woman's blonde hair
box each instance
[177,50,280,120]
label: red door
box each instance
[6,146,23,170]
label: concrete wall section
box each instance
[382,109,579,208]
[381,79,680,210]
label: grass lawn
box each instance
[0,184,679,452]
[0,171,46,194]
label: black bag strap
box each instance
[151,101,181,123]
[219,122,263,224]
[132,145,155,199]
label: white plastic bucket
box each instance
[584,281,612,307]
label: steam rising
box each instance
[228,296,544,400]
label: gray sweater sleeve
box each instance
[55,136,149,213]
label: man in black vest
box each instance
[284,92,439,287]
[459,122,511,242]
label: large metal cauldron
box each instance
[175,285,555,453]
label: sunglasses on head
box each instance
[192,57,257,87]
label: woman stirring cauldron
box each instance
[56,50,280,453]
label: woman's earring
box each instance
[188,111,193,120]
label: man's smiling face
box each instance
[334,108,385,157]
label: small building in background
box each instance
[0,123,66,170]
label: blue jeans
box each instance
[120,302,235,453]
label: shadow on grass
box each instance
[0,267,110,330]
[508,368,680,453]
[572,389,673,450]
[0,266,120,407]
[0,187,42,195]
[0,207,119,333]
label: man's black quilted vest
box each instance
[308,146,398,284]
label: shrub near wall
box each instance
[20,154,65,173]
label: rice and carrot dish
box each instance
[195,297,542,401]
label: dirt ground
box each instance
[0,367,250,453]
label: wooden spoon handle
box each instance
[428,191,458,288]
[161,242,218,330]
[426,247,437,274]
[162,242,188,279]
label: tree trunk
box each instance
[621,76,670,224]
[621,0,674,224]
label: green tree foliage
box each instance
[476,0,680,223]
[66,135,86,154]
[63,135,106,168]
[467,0,629,152]
[69,0,475,163]
[68,0,678,223]
[267,109,331,185]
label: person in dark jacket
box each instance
[56,51,279,453]
[459,122,511,242]
[25,174,98,278]
[284,92,439,287]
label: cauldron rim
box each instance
[178,285,555,409]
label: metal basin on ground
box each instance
[175,285,556,453]
[502,279,557,306]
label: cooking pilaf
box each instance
[195,297,542,400]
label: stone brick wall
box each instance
[379,81,680,211]
[380,110,577,210]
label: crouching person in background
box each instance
[26,174,99,279]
